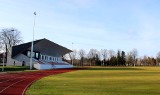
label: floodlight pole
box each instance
[72,42,73,65]
[30,12,36,70]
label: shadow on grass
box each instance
[87,67,143,71]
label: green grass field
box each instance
[26,67,160,95]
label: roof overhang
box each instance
[12,38,72,58]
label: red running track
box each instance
[0,68,83,95]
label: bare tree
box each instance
[126,48,138,66]
[107,50,116,66]
[100,49,108,66]
[156,51,160,66]
[87,49,98,66]
[126,52,134,66]
[0,42,3,53]
[68,49,77,65]
[108,49,116,58]
[143,55,148,66]
[131,48,138,66]
[62,54,70,62]
[78,49,86,66]
[0,28,22,62]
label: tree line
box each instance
[1,27,160,67]
[64,49,160,66]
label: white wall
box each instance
[34,63,53,70]
[34,63,73,70]
[13,54,31,66]
[54,65,73,69]
[7,54,31,66]
[7,54,22,66]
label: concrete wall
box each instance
[54,65,73,69]
[13,54,30,66]
[34,63,53,70]
[7,54,31,66]
[7,54,22,66]
[34,63,73,70]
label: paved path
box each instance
[0,68,81,95]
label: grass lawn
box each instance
[26,67,160,95]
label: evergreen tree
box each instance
[121,51,126,66]
[117,50,121,66]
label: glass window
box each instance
[32,52,35,57]
[41,55,44,60]
[50,57,52,60]
[36,53,39,58]
[45,56,47,60]
[27,51,31,57]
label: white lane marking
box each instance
[0,73,34,83]
[0,75,18,80]
[0,76,25,83]
[22,72,65,95]
[22,78,41,95]
[0,79,26,94]
[22,74,44,95]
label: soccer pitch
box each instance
[26,67,160,95]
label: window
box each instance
[41,55,44,60]
[59,58,61,61]
[36,53,39,58]
[27,51,30,57]
[32,52,35,57]
[27,51,36,58]
[45,56,48,60]
[50,57,52,60]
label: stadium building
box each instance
[6,38,73,69]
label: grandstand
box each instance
[6,38,73,70]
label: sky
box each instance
[0,0,160,57]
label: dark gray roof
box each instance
[11,38,72,58]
